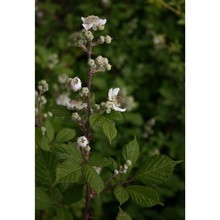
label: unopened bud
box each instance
[123,164,128,170]
[114,169,119,175]
[48,111,53,117]
[97,24,105,31]
[82,87,89,96]
[126,160,132,166]
[85,146,91,152]
[105,35,112,44]
[99,35,105,44]
[84,31,94,41]
[88,59,95,67]
[105,63,112,71]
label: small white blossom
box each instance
[81,15,107,31]
[58,73,68,84]
[93,166,102,175]
[67,100,87,110]
[114,169,119,175]
[108,88,126,112]
[70,77,82,92]
[56,94,70,106]
[126,160,132,166]
[77,136,89,148]
[41,126,46,135]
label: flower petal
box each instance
[81,17,86,23]
[112,88,120,97]
[99,19,107,26]
[82,23,93,30]
[108,88,113,100]
[112,103,126,112]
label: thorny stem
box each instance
[83,40,93,220]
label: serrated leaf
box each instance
[135,154,179,185]
[55,128,75,143]
[102,120,117,144]
[90,113,117,144]
[105,111,124,121]
[126,185,163,207]
[50,105,72,117]
[45,120,55,142]
[88,153,111,167]
[116,207,132,220]
[62,184,83,205]
[35,187,53,210]
[53,143,83,163]
[122,137,139,166]
[55,160,81,184]
[40,135,50,151]
[35,149,57,187]
[82,165,104,194]
[56,207,72,220]
[114,186,129,205]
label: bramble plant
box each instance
[35,15,182,220]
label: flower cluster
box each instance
[114,160,132,175]
[81,15,107,31]
[38,80,49,94]
[77,136,90,152]
[88,55,112,73]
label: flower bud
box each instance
[43,113,48,119]
[48,111,53,117]
[114,169,119,175]
[105,63,112,71]
[72,112,81,121]
[105,35,112,44]
[105,101,113,109]
[123,164,128,170]
[106,109,111,114]
[126,160,132,166]
[85,146,91,152]
[95,55,105,66]
[100,102,106,107]
[41,126,46,135]
[122,170,127,174]
[88,59,95,67]
[82,87,89,96]
[94,104,100,111]
[84,31,94,41]
[99,35,105,44]
[97,24,105,31]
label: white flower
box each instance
[70,77,82,92]
[81,15,107,31]
[67,100,87,110]
[93,166,102,175]
[77,136,89,148]
[56,94,70,106]
[108,88,126,112]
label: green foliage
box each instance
[45,120,55,142]
[35,187,53,210]
[82,164,104,194]
[55,128,75,143]
[135,155,180,185]
[55,160,81,184]
[88,153,111,167]
[56,207,72,220]
[114,186,129,205]
[116,207,132,220]
[126,185,163,208]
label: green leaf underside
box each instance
[89,113,117,143]
[105,111,124,121]
[116,207,132,220]
[40,135,50,151]
[55,128,76,143]
[45,120,55,142]
[126,185,163,207]
[88,153,111,167]
[62,184,84,204]
[114,185,129,205]
[53,143,83,163]
[35,187,52,210]
[55,160,81,184]
[135,154,179,185]
[36,150,57,187]
[122,137,140,166]
[82,164,104,194]
[50,105,72,117]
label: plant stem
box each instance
[36,92,42,128]
[161,1,181,16]
[83,40,93,220]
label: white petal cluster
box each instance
[107,88,126,112]
[38,80,49,93]
[70,77,82,92]
[67,100,87,111]
[77,136,89,148]
[114,160,132,175]
[56,94,70,106]
[81,15,107,31]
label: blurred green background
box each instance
[36,0,185,219]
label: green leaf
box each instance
[88,153,111,167]
[55,160,81,184]
[135,154,179,185]
[105,111,124,121]
[62,184,83,205]
[102,120,117,144]
[56,207,72,220]
[53,143,83,163]
[40,135,50,151]
[55,128,75,143]
[89,113,117,143]
[35,149,57,187]
[114,186,129,205]
[50,105,72,117]
[116,207,132,220]
[126,185,163,207]
[45,120,55,142]
[35,187,52,210]
[122,137,139,166]
[82,164,104,194]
